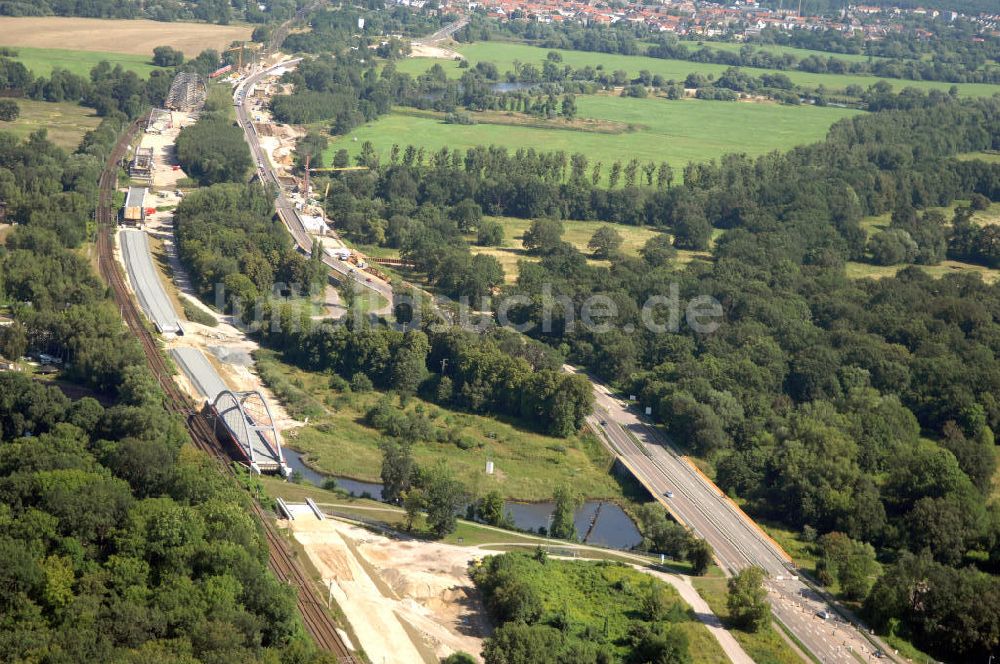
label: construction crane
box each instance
[223,42,261,72]
[302,154,368,198]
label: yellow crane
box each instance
[223,42,261,72]
[302,154,368,196]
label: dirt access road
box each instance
[286,514,487,663]
[286,504,754,664]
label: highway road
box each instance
[120,228,183,335]
[580,369,898,664]
[233,60,394,314]
[414,16,469,44]
[236,52,899,664]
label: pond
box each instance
[283,448,643,550]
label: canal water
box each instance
[283,448,643,550]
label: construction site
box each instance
[281,503,488,664]
[113,71,295,476]
[165,72,206,111]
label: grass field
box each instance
[0,16,250,56]
[0,98,101,149]
[851,201,1000,283]
[255,350,634,502]
[357,215,710,282]
[394,40,1000,98]
[324,96,859,180]
[5,45,162,78]
[956,150,1000,164]
[471,216,670,281]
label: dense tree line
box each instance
[0,124,332,661]
[261,320,594,438]
[175,113,253,185]
[174,183,326,307]
[305,92,1000,659]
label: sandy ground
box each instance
[309,502,756,664]
[0,17,250,55]
[114,109,302,432]
[286,505,757,664]
[410,43,464,60]
[286,515,488,663]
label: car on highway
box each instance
[664,490,674,498]
[365,277,372,283]
[816,610,830,620]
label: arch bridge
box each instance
[211,389,289,476]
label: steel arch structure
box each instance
[211,389,286,473]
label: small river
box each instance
[283,448,643,550]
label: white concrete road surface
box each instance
[119,229,182,335]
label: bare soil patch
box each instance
[0,17,250,55]
[287,516,488,663]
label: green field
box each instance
[394,40,1000,98]
[256,350,632,502]
[5,45,162,77]
[957,150,1000,164]
[475,552,729,663]
[470,216,706,281]
[349,215,710,282]
[0,98,101,149]
[850,202,1000,283]
[325,95,859,179]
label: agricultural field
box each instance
[5,46,161,78]
[394,40,1000,98]
[255,350,632,502]
[324,95,860,180]
[0,98,101,149]
[0,16,250,57]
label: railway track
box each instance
[95,120,356,663]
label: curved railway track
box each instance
[95,121,356,663]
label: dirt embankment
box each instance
[287,516,488,663]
